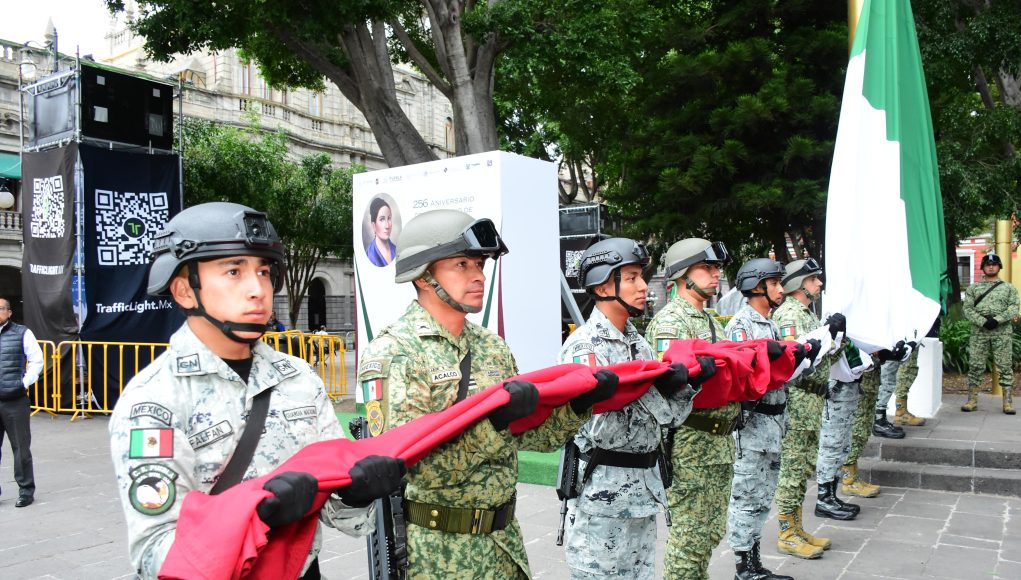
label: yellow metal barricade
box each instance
[29,340,60,417]
[262,331,348,400]
[56,340,169,421]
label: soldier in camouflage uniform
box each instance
[724,258,794,580]
[773,258,845,560]
[110,203,403,580]
[645,238,735,580]
[871,358,907,439]
[559,238,697,579]
[893,319,940,426]
[963,253,1020,413]
[359,210,606,579]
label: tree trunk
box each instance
[945,221,962,307]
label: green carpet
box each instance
[336,411,559,486]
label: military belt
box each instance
[580,449,659,469]
[793,380,827,397]
[682,411,740,436]
[751,401,787,416]
[404,497,515,535]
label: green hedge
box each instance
[940,319,1021,373]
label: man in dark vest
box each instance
[0,296,44,507]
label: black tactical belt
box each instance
[580,448,660,469]
[793,381,827,397]
[682,411,740,436]
[752,401,787,416]
[405,497,515,535]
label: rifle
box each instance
[350,417,407,580]
[555,439,581,546]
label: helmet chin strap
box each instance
[747,284,784,310]
[184,266,267,345]
[593,270,645,318]
[800,287,820,303]
[423,271,481,314]
[684,275,716,299]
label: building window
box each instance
[236,62,253,95]
[309,92,324,117]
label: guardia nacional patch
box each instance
[128,463,178,515]
[176,354,200,374]
[780,324,797,340]
[366,400,385,436]
[271,360,298,377]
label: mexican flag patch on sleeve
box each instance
[361,378,383,401]
[780,324,797,340]
[572,352,597,368]
[731,329,748,342]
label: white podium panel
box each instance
[883,337,943,418]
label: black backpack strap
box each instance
[973,281,1003,308]
[454,351,472,403]
[210,387,273,495]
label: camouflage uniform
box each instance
[895,347,919,400]
[110,325,372,579]
[876,360,900,412]
[724,304,785,553]
[559,307,696,579]
[646,296,735,580]
[816,378,859,483]
[772,299,832,515]
[964,280,1019,398]
[844,362,880,467]
[359,301,587,579]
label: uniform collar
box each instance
[404,301,475,351]
[588,307,638,342]
[168,324,298,393]
[737,303,771,324]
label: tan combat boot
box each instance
[895,398,926,426]
[777,512,824,559]
[841,463,880,498]
[1004,388,1016,415]
[794,506,831,550]
[961,386,979,412]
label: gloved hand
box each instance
[984,316,999,330]
[804,338,823,364]
[257,471,318,528]
[876,340,908,362]
[766,341,786,361]
[687,356,717,390]
[488,380,539,430]
[792,343,807,367]
[653,363,689,397]
[334,455,407,507]
[825,313,846,339]
[570,370,619,414]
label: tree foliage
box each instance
[180,118,356,326]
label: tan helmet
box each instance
[394,209,508,283]
[663,238,730,281]
[782,258,823,294]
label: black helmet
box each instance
[148,202,285,296]
[735,258,785,295]
[981,253,1003,269]
[579,238,650,289]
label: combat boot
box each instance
[815,480,858,520]
[1003,388,1016,415]
[777,512,824,559]
[873,410,906,439]
[841,463,880,498]
[750,541,793,580]
[794,506,831,550]
[895,398,926,425]
[961,386,979,412]
[734,550,762,580]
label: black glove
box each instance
[984,316,999,330]
[825,313,846,339]
[876,340,907,362]
[687,356,717,390]
[766,341,786,361]
[653,363,689,397]
[570,370,619,414]
[488,380,539,430]
[257,471,318,528]
[792,343,807,367]
[334,455,407,508]
[804,338,823,364]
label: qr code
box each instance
[95,190,170,266]
[565,250,585,279]
[30,176,66,239]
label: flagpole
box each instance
[848,0,865,52]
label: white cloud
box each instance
[2,0,116,59]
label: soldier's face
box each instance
[802,275,823,296]
[595,264,647,309]
[983,263,1001,277]
[430,255,487,311]
[764,278,784,304]
[175,256,274,341]
[687,262,720,291]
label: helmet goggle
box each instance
[399,218,509,276]
[665,241,731,279]
[781,257,823,286]
[580,241,650,281]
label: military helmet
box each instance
[579,238,650,289]
[394,209,508,283]
[782,258,823,294]
[735,258,785,294]
[981,253,1003,268]
[663,238,730,281]
[147,202,285,296]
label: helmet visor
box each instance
[580,241,650,275]
[665,240,731,279]
[782,258,823,285]
[403,218,509,273]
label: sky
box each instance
[1,0,117,59]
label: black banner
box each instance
[21,143,78,343]
[560,237,598,331]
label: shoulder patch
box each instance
[271,360,299,377]
[366,400,385,436]
[780,324,797,340]
[129,402,173,427]
[361,378,385,401]
[188,420,233,450]
[176,354,201,374]
[655,326,678,338]
[570,341,594,354]
[572,352,597,368]
[731,329,748,342]
[128,463,179,516]
[129,428,174,459]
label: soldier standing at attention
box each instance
[962,253,1019,413]
[559,238,702,579]
[358,209,612,578]
[110,203,405,580]
[772,258,845,560]
[645,238,735,580]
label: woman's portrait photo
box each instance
[363,194,401,267]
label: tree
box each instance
[180,118,356,326]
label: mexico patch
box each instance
[572,352,597,368]
[366,400,385,437]
[780,325,797,340]
[129,429,174,458]
[731,329,748,342]
[128,463,179,515]
[362,379,384,401]
[129,402,173,427]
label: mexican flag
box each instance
[824,0,948,352]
